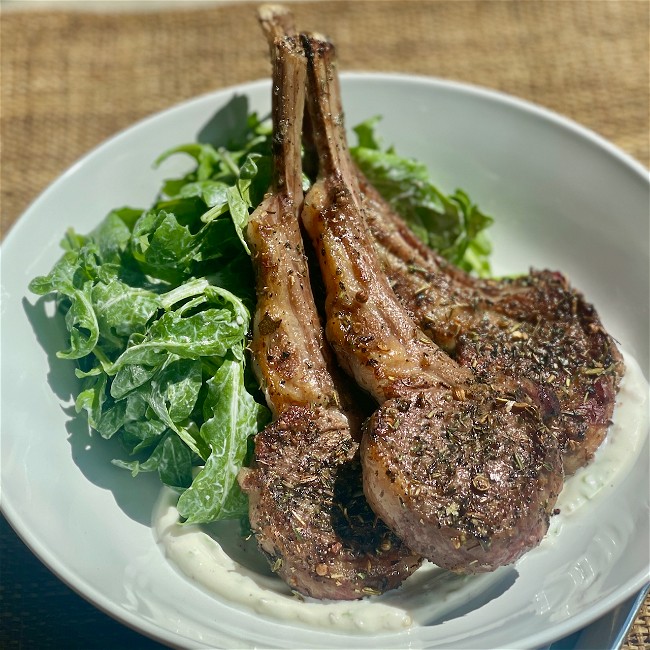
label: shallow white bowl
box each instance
[2,73,649,649]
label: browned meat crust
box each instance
[364,389,562,572]
[361,177,624,474]
[241,406,420,598]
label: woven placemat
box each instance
[627,601,650,650]
[2,0,648,235]
[1,2,648,649]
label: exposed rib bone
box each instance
[257,3,296,42]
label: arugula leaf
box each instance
[92,279,160,338]
[114,430,194,491]
[176,354,269,524]
[350,116,493,276]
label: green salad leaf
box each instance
[29,100,493,525]
[351,116,493,276]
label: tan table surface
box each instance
[1,2,648,648]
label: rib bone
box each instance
[299,33,564,574]
[238,35,420,600]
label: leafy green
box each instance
[176,355,268,524]
[350,116,493,276]
[29,100,494,526]
[29,108,274,524]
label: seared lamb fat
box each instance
[299,33,564,574]
[359,178,624,474]
[237,35,421,600]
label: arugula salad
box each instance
[29,104,493,525]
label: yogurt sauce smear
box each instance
[153,350,648,633]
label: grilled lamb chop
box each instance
[237,35,420,600]
[299,33,564,574]
[257,5,624,475]
[359,178,624,475]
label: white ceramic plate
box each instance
[2,74,649,650]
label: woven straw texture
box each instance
[2,0,649,235]
[1,1,648,649]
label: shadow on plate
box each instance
[421,567,519,626]
[22,296,161,527]
[23,295,78,402]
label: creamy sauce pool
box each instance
[153,350,648,633]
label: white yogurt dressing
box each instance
[153,350,648,633]
[545,350,649,539]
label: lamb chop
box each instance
[299,33,564,574]
[237,35,421,600]
[359,178,624,475]
[256,4,624,476]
